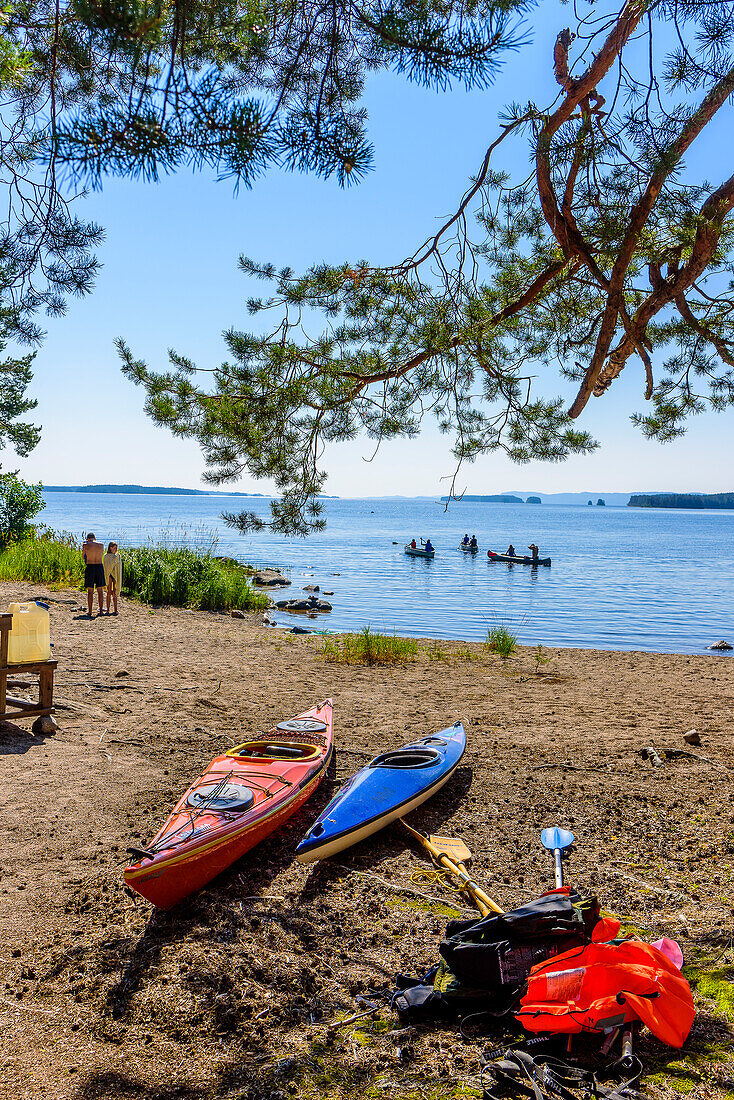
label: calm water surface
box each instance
[39,492,734,654]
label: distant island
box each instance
[44,484,266,496]
[441,494,525,504]
[628,492,734,509]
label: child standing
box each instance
[104,542,122,615]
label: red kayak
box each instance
[124,699,333,908]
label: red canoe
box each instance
[124,699,333,908]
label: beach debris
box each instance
[251,569,291,587]
[231,609,246,619]
[115,669,130,678]
[683,729,701,746]
[290,625,310,634]
[707,639,732,650]
[640,745,665,767]
[32,715,58,735]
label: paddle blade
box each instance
[428,835,471,863]
[541,827,575,852]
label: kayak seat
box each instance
[187,782,255,812]
[227,740,321,761]
[369,748,441,769]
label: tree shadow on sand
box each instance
[103,761,342,1021]
[75,1070,204,1100]
[298,762,475,900]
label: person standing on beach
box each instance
[104,541,122,615]
[83,533,106,617]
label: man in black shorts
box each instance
[83,533,106,617]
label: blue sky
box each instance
[14,3,734,497]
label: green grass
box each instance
[0,535,270,614]
[0,532,82,586]
[120,545,269,612]
[321,626,419,665]
[485,623,518,657]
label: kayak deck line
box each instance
[124,700,333,907]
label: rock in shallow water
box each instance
[708,639,733,650]
[252,569,291,587]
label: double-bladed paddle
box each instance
[540,826,575,888]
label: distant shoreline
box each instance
[43,484,339,498]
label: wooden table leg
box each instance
[0,668,6,717]
[39,665,54,711]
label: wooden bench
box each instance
[0,612,57,724]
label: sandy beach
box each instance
[1,581,732,1099]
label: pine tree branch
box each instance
[570,61,734,415]
[594,170,734,395]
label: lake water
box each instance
[38,492,734,654]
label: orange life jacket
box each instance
[516,939,694,1048]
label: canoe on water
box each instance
[405,544,435,558]
[296,721,466,863]
[458,545,479,553]
[124,700,333,908]
[487,550,552,566]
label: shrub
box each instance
[485,624,518,658]
[0,470,44,548]
[120,546,270,612]
[322,626,418,665]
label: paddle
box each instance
[540,827,575,888]
[401,819,503,915]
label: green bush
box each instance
[485,624,518,658]
[0,470,44,549]
[322,626,418,665]
[120,546,269,612]
[0,534,269,613]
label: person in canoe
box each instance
[506,543,516,557]
[410,538,417,549]
[528,543,540,562]
[461,534,470,547]
[470,534,478,550]
[424,538,434,552]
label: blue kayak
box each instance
[295,722,466,863]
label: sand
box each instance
[0,580,732,1099]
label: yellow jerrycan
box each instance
[7,601,51,664]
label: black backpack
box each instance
[392,892,600,1023]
